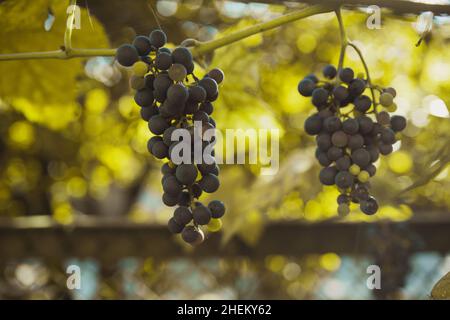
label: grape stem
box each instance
[335,7,378,115]
[63,0,77,55]
[0,5,333,61]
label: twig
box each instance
[0,5,333,61]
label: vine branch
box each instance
[0,5,333,62]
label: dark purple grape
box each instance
[335,171,354,189]
[390,115,407,132]
[133,36,152,56]
[149,29,167,48]
[319,166,337,186]
[298,79,316,97]
[304,114,323,135]
[339,67,354,83]
[116,44,139,67]
[360,197,378,215]
[323,65,337,79]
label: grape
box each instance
[168,63,187,82]
[337,194,350,204]
[324,116,342,133]
[349,164,361,176]
[333,85,349,101]
[178,191,191,206]
[358,170,370,183]
[154,73,173,94]
[116,44,139,67]
[174,206,193,225]
[151,141,169,159]
[327,146,344,161]
[208,68,225,84]
[380,128,396,144]
[163,126,177,146]
[367,145,380,162]
[158,47,171,54]
[144,74,155,89]
[199,77,218,100]
[351,148,371,167]
[148,115,169,135]
[390,115,407,132]
[184,102,198,115]
[331,131,348,147]
[358,116,374,134]
[342,118,359,134]
[316,149,332,167]
[130,75,145,90]
[167,83,189,104]
[348,134,364,150]
[161,162,175,175]
[176,164,198,185]
[172,47,193,68]
[297,71,403,216]
[162,192,179,207]
[132,59,148,75]
[297,79,316,97]
[376,111,391,125]
[305,74,319,83]
[380,92,394,107]
[360,197,378,215]
[379,143,393,155]
[168,217,183,234]
[353,186,369,201]
[186,61,195,74]
[316,133,332,151]
[191,183,202,198]
[134,88,154,107]
[193,203,211,225]
[208,200,225,218]
[193,111,209,123]
[304,114,323,135]
[336,155,351,171]
[319,166,338,185]
[354,95,372,112]
[338,203,350,216]
[312,88,329,107]
[149,29,167,48]
[188,86,207,103]
[162,175,183,195]
[365,164,377,177]
[133,36,152,56]
[122,29,224,245]
[339,67,354,83]
[147,136,162,153]
[348,78,366,96]
[155,52,173,70]
[199,174,220,193]
[323,64,337,79]
[200,101,214,115]
[384,87,397,98]
[335,171,354,189]
[182,226,202,244]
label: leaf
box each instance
[0,0,110,106]
[431,272,450,300]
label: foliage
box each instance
[0,1,449,246]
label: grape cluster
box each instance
[116,29,226,245]
[298,65,407,216]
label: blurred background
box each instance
[0,0,449,300]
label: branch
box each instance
[238,0,450,16]
[0,5,333,62]
[191,5,332,56]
